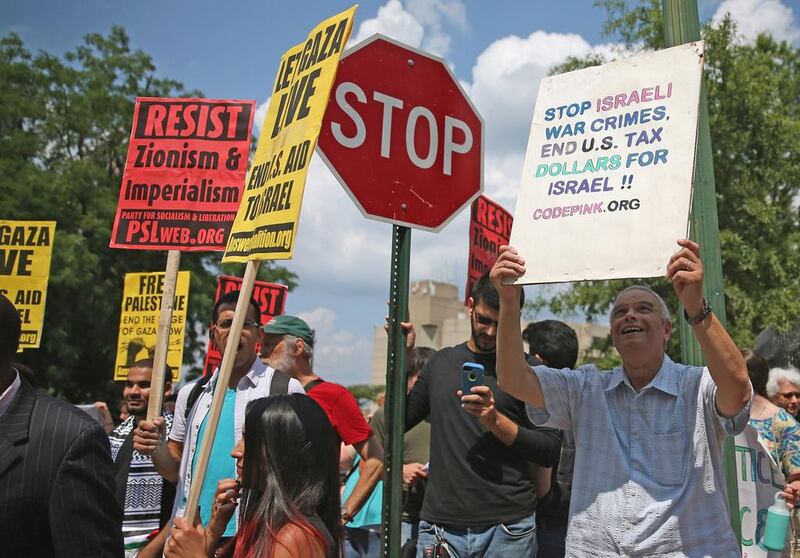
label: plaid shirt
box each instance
[529,356,751,557]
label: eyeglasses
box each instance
[473,311,498,328]
[215,319,260,330]
[779,391,800,400]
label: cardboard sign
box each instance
[509,42,704,284]
[0,221,56,350]
[114,271,190,381]
[222,6,357,262]
[465,195,512,304]
[735,424,788,557]
[202,275,288,376]
[110,98,255,251]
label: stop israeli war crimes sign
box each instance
[509,42,705,284]
[110,97,256,251]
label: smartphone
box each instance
[461,362,485,395]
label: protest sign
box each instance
[509,42,704,284]
[0,221,56,350]
[110,98,256,251]
[202,275,288,376]
[735,424,789,557]
[222,5,357,262]
[114,271,190,381]
[465,195,512,305]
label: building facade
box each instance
[371,279,610,385]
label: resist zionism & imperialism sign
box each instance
[509,42,704,284]
[465,195,512,305]
[110,98,255,251]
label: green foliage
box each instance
[531,8,800,364]
[347,384,386,402]
[1,28,297,403]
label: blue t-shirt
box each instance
[192,387,237,537]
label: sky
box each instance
[4,0,799,385]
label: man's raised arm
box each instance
[491,246,547,409]
[666,239,751,417]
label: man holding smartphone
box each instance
[405,272,561,557]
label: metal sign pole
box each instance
[661,0,741,542]
[382,224,411,558]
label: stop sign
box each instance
[317,35,483,231]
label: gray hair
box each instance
[766,366,800,397]
[284,334,313,360]
[610,285,671,323]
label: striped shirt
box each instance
[528,356,751,557]
[109,412,174,550]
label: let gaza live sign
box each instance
[317,35,483,231]
[222,6,357,263]
[0,221,56,350]
[110,97,256,251]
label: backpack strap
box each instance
[303,378,325,392]
[269,369,291,395]
[184,375,212,421]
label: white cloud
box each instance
[295,304,373,385]
[712,0,800,43]
[351,0,468,57]
[463,31,603,158]
[253,97,270,135]
[406,0,469,56]
[297,306,337,331]
[351,0,425,49]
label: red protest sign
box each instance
[110,98,256,251]
[465,195,513,305]
[202,275,288,376]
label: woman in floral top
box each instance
[742,348,800,480]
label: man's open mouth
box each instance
[622,326,644,335]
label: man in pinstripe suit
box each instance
[0,294,123,557]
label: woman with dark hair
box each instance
[741,348,800,481]
[166,393,341,558]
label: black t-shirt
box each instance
[405,343,561,526]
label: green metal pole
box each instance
[382,224,411,558]
[662,0,741,543]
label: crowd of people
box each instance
[2,238,800,557]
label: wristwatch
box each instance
[684,297,712,326]
[340,505,353,522]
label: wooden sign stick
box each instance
[146,249,182,420]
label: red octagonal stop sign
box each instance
[317,35,483,231]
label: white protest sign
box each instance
[509,42,704,284]
[735,424,789,557]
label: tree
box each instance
[533,3,800,360]
[1,28,297,403]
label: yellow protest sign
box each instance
[0,221,56,350]
[222,5,357,263]
[114,271,190,381]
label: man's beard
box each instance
[269,351,295,373]
[470,320,496,352]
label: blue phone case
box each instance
[462,362,485,394]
